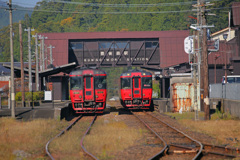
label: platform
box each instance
[0,101,70,121]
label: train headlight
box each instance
[96,95,98,98]
[143,94,145,96]
[79,95,82,98]
[129,94,131,96]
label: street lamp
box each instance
[214,53,220,83]
[223,34,228,84]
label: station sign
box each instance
[184,36,194,54]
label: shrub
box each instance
[15,91,44,102]
[38,91,44,100]
[25,92,33,101]
[33,92,39,101]
[15,92,22,101]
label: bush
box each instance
[25,92,33,101]
[15,91,44,102]
[15,92,22,101]
[36,91,44,100]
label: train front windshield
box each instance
[95,76,107,89]
[121,78,131,89]
[70,76,82,90]
[142,77,152,88]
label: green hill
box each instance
[0,2,32,29]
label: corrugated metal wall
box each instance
[210,83,240,100]
[172,83,200,112]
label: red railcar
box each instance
[69,68,107,113]
[120,69,153,110]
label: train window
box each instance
[70,76,82,90]
[95,76,107,89]
[86,77,91,89]
[142,77,152,88]
[121,78,131,89]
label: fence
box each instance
[210,83,240,118]
[209,83,240,100]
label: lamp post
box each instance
[223,34,228,101]
[214,54,220,84]
[223,34,228,84]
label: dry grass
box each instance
[165,111,205,120]
[49,118,92,160]
[0,117,68,159]
[165,112,240,147]
[84,117,143,159]
[48,115,145,160]
[0,114,145,160]
[179,119,240,147]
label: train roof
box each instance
[120,69,152,76]
[70,68,106,76]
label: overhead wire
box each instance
[48,0,197,7]
[48,0,222,7]
[0,5,235,14]
[0,0,237,15]
[8,0,222,9]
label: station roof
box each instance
[2,62,76,77]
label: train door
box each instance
[132,77,141,99]
[84,76,94,101]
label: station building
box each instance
[1,3,240,112]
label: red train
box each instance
[120,69,153,110]
[69,68,107,113]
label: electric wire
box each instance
[0,0,238,15]
[7,0,222,9]
[0,6,238,14]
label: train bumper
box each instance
[72,101,105,113]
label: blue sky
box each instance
[1,0,41,7]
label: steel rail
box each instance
[202,143,239,158]
[203,143,240,153]
[45,115,83,160]
[203,150,237,158]
[131,111,168,160]
[147,112,203,160]
[80,115,98,160]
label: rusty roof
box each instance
[232,2,240,26]
[0,81,8,90]
[208,38,239,65]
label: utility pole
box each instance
[19,21,25,107]
[193,31,198,121]
[39,35,47,90]
[24,27,34,92]
[8,0,15,118]
[32,33,39,91]
[197,0,203,112]
[48,45,55,64]
[200,0,210,120]
[39,35,48,71]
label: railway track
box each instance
[45,115,98,160]
[201,143,240,159]
[132,111,203,160]
[149,112,240,159]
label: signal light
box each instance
[189,53,194,64]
